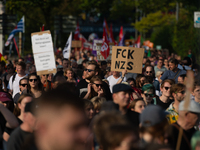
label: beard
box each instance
[85,73,95,80]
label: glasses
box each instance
[93,83,103,87]
[177,90,185,94]
[29,79,37,82]
[164,87,170,91]
[84,69,95,72]
[20,84,28,87]
[144,93,154,97]
[146,71,152,74]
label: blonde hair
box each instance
[90,96,106,110]
[156,71,163,78]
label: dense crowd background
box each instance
[0,47,200,150]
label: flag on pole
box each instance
[135,35,141,48]
[5,16,24,46]
[101,28,110,59]
[103,19,111,42]
[0,53,7,63]
[118,26,124,46]
[110,24,117,45]
[63,32,72,59]
[74,22,80,40]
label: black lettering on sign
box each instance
[116,49,121,58]
[127,62,134,70]
[122,49,126,58]
[115,61,120,69]
[120,61,125,69]
[128,50,134,59]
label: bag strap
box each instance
[173,70,181,80]
[12,73,17,84]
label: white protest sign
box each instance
[194,12,200,28]
[31,30,56,75]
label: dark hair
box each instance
[17,61,26,70]
[62,58,69,63]
[179,74,186,80]
[88,60,101,75]
[126,78,136,85]
[170,83,185,95]
[129,98,145,110]
[52,73,65,83]
[168,58,178,65]
[0,61,6,68]
[183,57,192,66]
[136,74,145,88]
[7,64,14,69]
[88,76,104,99]
[19,77,28,85]
[193,81,200,91]
[18,57,24,61]
[27,73,43,92]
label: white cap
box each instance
[179,100,200,113]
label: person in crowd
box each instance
[178,74,186,84]
[56,65,63,72]
[84,76,105,100]
[7,101,37,150]
[156,79,174,109]
[154,59,167,75]
[13,77,28,103]
[140,105,170,145]
[107,70,127,93]
[0,61,7,79]
[144,65,155,78]
[8,61,27,98]
[64,68,76,83]
[100,61,107,79]
[52,73,66,89]
[169,100,200,150]
[112,83,139,126]
[77,60,112,100]
[30,65,36,74]
[25,73,43,98]
[192,81,200,104]
[126,78,136,88]
[191,131,200,150]
[3,64,15,92]
[84,100,94,125]
[154,71,163,96]
[18,57,24,62]
[166,83,186,124]
[129,98,145,113]
[62,58,70,70]
[90,96,106,115]
[30,84,90,150]
[182,56,192,70]
[40,74,53,90]
[160,58,186,83]
[135,74,146,89]
[25,62,32,74]
[164,58,169,70]
[141,84,155,105]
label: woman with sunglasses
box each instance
[84,76,105,100]
[26,73,43,98]
[141,84,155,105]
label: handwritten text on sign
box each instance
[111,46,144,73]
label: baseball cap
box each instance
[179,100,200,113]
[140,105,168,127]
[0,92,12,102]
[112,83,134,93]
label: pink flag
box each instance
[118,26,123,46]
[101,28,110,59]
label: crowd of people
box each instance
[0,48,200,150]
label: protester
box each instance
[3,64,15,92]
[144,65,154,78]
[178,74,186,84]
[90,96,106,114]
[129,98,145,113]
[135,74,146,89]
[126,78,136,88]
[64,68,76,83]
[154,71,163,96]
[164,58,169,70]
[154,59,167,75]
[192,81,200,103]
[62,58,70,70]
[84,99,94,125]
[141,84,155,105]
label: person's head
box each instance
[170,83,186,102]
[112,71,120,77]
[183,56,192,66]
[192,81,200,102]
[101,61,107,70]
[160,79,175,98]
[52,73,66,89]
[145,65,154,77]
[0,61,6,72]
[84,99,94,120]
[84,60,100,80]
[129,98,145,113]
[16,61,26,75]
[126,78,136,88]
[164,59,168,66]
[28,73,41,90]
[18,57,24,62]
[136,74,146,88]
[157,59,163,68]
[178,100,200,129]
[168,58,178,71]
[35,84,89,150]
[7,64,14,74]
[64,68,74,80]
[19,77,28,92]
[155,71,163,80]
[0,92,14,112]
[62,58,70,69]
[141,84,155,104]
[90,96,106,114]
[90,76,103,93]
[140,105,170,144]
[14,94,33,117]
[178,74,186,84]
[112,84,133,109]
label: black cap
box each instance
[112,83,134,93]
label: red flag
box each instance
[79,34,87,49]
[118,26,123,44]
[42,24,45,31]
[110,24,117,45]
[135,35,141,48]
[101,28,110,59]
[74,22,80,40]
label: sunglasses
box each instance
[93,83,103,87]
[20,84,28,87]
[29,79,37,82]
[146,71,152,74]
[84,69,94,72]
[177,90,185,94]
[145,93,154,97]
[164,87,170,91]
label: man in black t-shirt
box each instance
[169,100,200,150]
[77,60,112,100]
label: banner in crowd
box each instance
[111,46,144,73]
[92,39,103,56]
[31,30,56,75]
[96,43,114,61]
[71,40,82,48]
[63,32,72,59]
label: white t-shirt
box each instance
[107,75,126,93]
[8,74,27,98]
